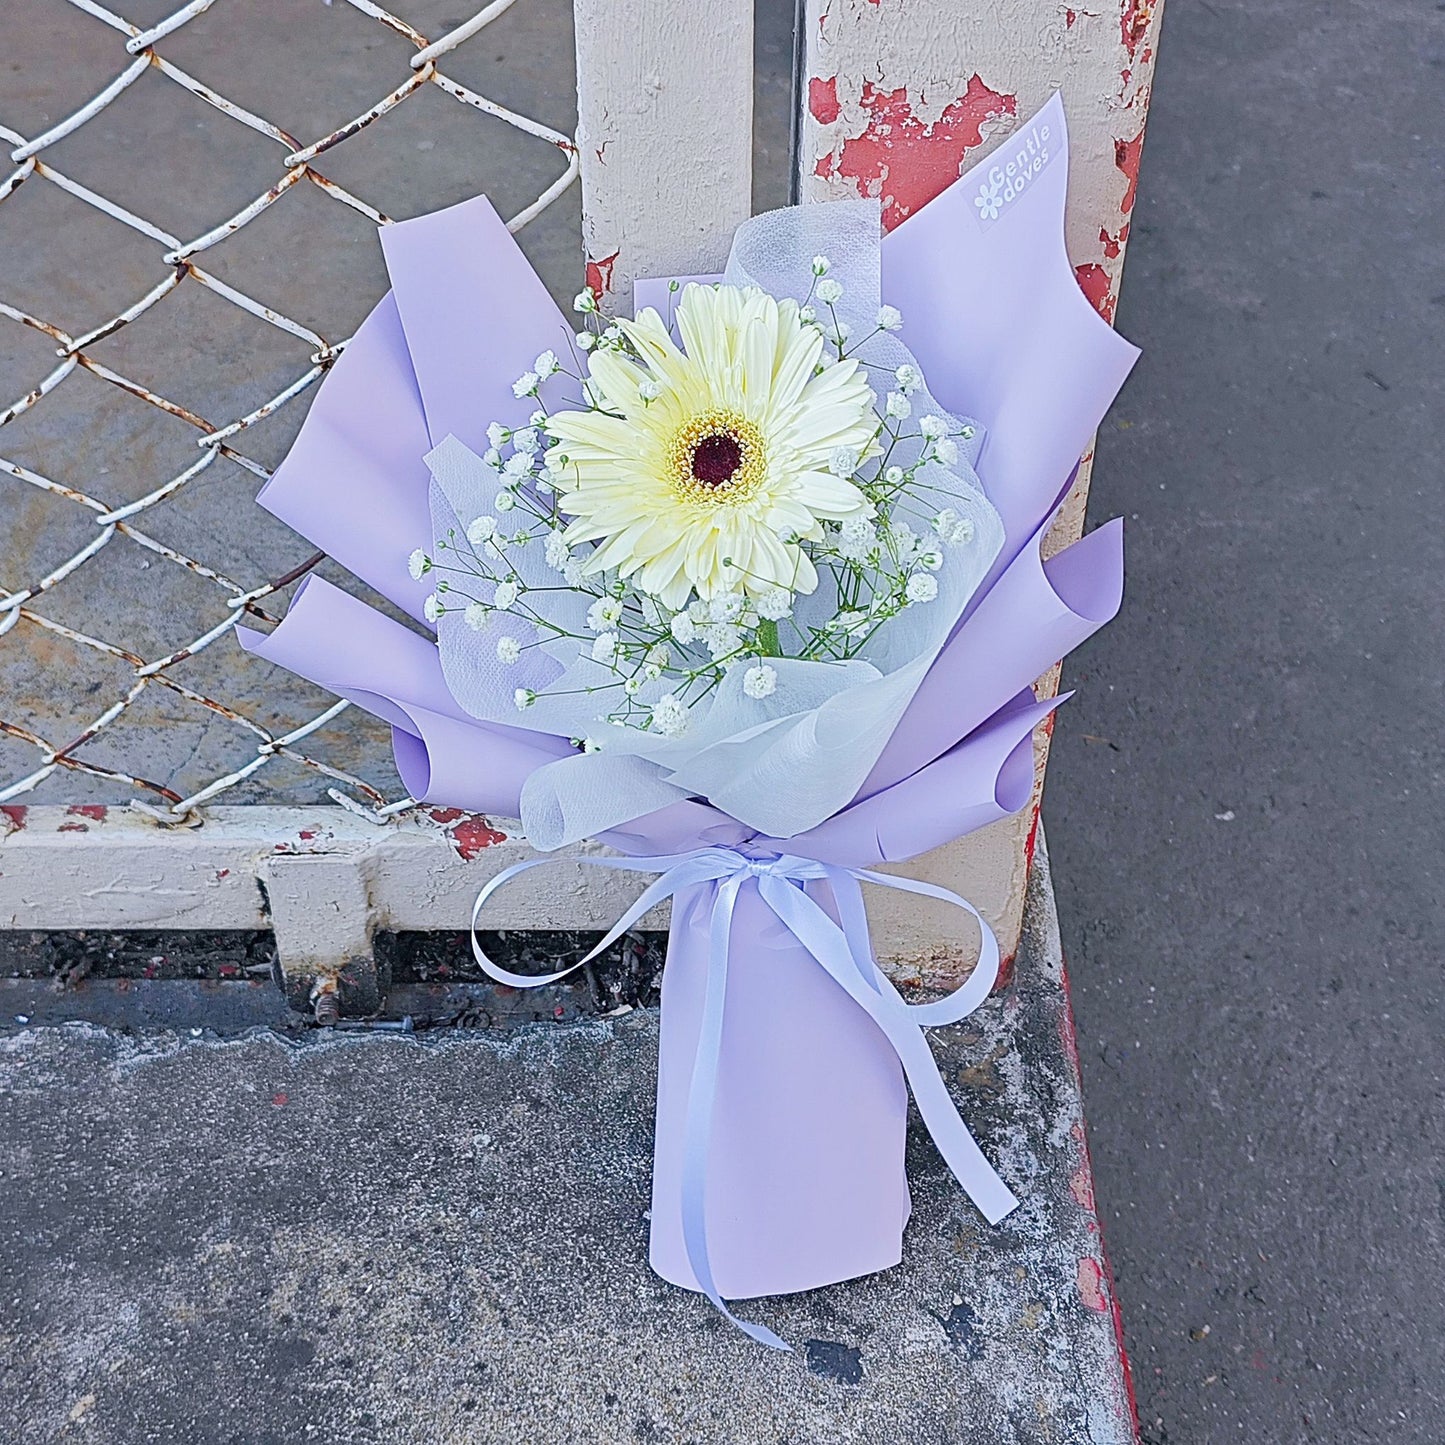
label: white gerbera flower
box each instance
[544,283,877,608]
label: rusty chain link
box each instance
[0,0,578,820]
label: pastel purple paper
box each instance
[379,195,575,454]
[239,94,1135,1310]
[648,880,910,1299]
[256,294,434,622]
[236,575,571,817]
[862,516,1124,798]
[881,92,1139,562]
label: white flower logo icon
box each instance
[974,178,1004,222]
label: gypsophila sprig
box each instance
[427,275,982,738]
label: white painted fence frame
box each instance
[1,0,1161,1011]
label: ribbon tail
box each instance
[762,876,1020,1226]
[873,1010,1021,1225]
[678,874,792,1352]
[469,850,734,988]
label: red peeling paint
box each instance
[1069,1161,1097,1213]
[585,250,620,303]
[271,1092,288,1107]
[1065,7,1078,25]
[808,75,841,126]
[67,804,107,820]
[58,821,89,833]
[1099,223,1129,260]
[298,829,318,841]
[1074,263,1117,322]
[1078,1256,1109,1312]
[0,804,26,831]
[449,816,506,861]
[1058,954,1143,1432]
[814,76,1017,231]
[427,807,465,826]
[1116,129,1145,214]
[215,869,230,881]
[1121,0,1153,60]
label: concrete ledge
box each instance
[1,804,1033,994]
[0,844,1135,1444]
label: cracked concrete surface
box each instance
[0,859,1134,1445]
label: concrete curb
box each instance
[0,843,1135,1444]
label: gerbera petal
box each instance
[546,281,879,610]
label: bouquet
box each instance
[239,94,1136,1350]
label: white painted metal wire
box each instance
[0,0,577,820]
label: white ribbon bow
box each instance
[471,845,1020,1350]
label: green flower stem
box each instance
[757,618,783,657]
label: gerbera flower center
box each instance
[692,433,743,485]
[667,408,766,505]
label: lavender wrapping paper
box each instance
[239,96,1135,1310]
[649,880,911,1299]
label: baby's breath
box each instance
[428,276,980,737]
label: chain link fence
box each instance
[0,0,579,821]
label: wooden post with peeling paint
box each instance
[796,0,1164,983]
[573,0,755,316]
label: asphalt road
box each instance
[1046,2,1445,1440]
